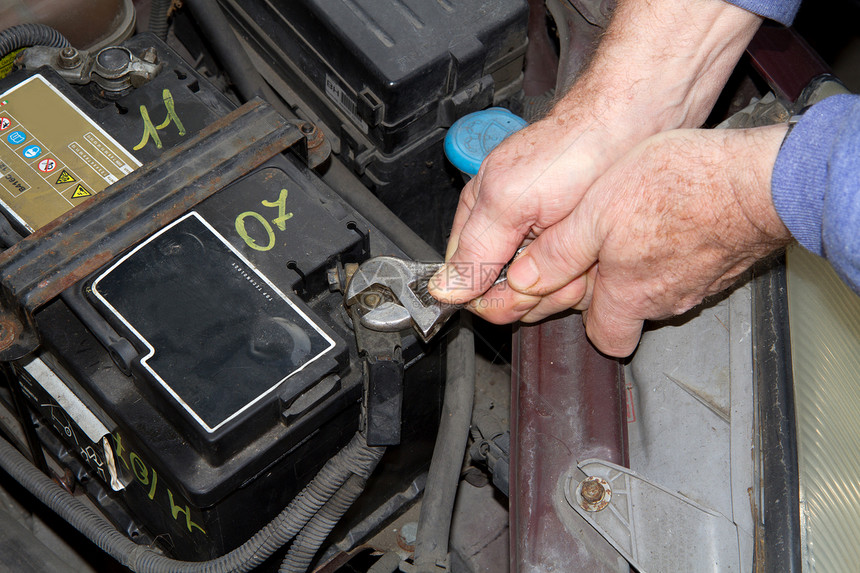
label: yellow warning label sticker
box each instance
[56,170,76,185]
[71,184,91,199]
[0,75,141,231]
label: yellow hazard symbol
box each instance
[71,184,91,199]
[56,170,76,185]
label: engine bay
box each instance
[0,1,855,572]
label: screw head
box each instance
[57,47,81,69]
[576,476,611,512]
[581,479,604,502]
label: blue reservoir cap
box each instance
[444,107,528,177]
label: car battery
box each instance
[0,34,442,561]
[219,0,529,250]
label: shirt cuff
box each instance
[724,0,801,26]
[771,95,857,256]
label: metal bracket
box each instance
[561,459,742,573]
[0,99,302,361]
[288,119,332,169]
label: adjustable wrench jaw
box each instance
[344,256,458,343]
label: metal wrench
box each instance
[344,252,518,342]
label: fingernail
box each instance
[445,241,458,262]
[507,254,540,290]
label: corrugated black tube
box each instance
[0,23,69,60]
[0,431,382,572]
[148,0,172,41]
[280,470,380,573]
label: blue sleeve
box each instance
[723,0,801,26]
[772,94,860,293]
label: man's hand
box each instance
[502,125,792,357]
[429,0,762,313]
[432,113,621,316]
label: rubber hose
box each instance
[148,0,172,41]
[0,432,382,572]
[0,23,69,60]
[280,471,379,573]
[184,0,281,104]
[412,316,476,572]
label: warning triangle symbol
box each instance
[71,184,91,199]
[56,170,76,185]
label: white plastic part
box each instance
[787,243,860,572]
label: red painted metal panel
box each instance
[510,316,627,572]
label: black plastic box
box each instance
[221,0,528,249]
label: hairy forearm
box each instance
[429,0,766,307]
[552,0,762,139]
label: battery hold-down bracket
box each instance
[0,99,303,361]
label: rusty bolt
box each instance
[576,476,611,512]
[58,46,82,69]
[396,521,418,552]
[0,317,20,351]
[300,121,326,152]
[581,479,604,503]
[53,468,76,495]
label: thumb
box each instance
[505,199,603,296]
